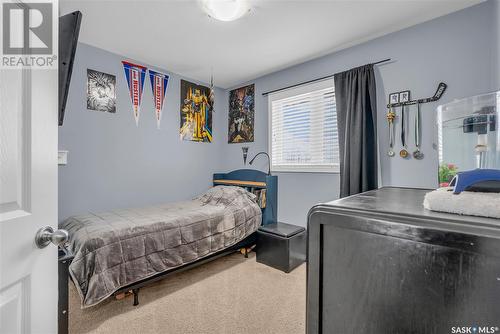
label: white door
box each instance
[0,58,59,333]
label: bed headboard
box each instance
[213,169,277,226]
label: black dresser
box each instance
[307,187,500,334]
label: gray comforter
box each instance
[60,186,262,308]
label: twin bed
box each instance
[61,169,277,308]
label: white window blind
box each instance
[268,79,339,173]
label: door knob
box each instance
[35,226,69,248]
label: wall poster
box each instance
[180,80,213,142]
[86,69,116,113]
[228,84,254,143]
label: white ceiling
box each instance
[60,0,484,88]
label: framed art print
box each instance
[87,69,116,113]
[228,84,255,143]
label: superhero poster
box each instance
[228,84,254,143]
[180,80,213,142]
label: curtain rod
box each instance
[261,58,391,96]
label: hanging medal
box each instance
[413,102,424,160]
[387,107,396,157]
[399,105,409,158]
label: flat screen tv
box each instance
[58,11,82,126]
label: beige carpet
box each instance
[69,252,306,334]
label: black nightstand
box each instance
[58,247,74,334]
[256,222,306,273]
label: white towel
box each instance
[423,187,500,219]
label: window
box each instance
[268,79,339,173]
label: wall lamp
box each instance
[249,151,271,176]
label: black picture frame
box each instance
[389,93,399,104]
[399,90,411,103]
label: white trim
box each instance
[268,94,272,168]
[272,165,339,174]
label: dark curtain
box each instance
[334,64,378,197]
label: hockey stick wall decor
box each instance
[386,82,447,108]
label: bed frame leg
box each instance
[244,247,249,258]
[132,289,140,306]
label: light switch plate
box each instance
[58,150,68,165]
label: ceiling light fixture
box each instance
[199,0,251,22]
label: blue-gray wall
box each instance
[58,43,226,220]
[220,1,499,227]
[59,1,499,227]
